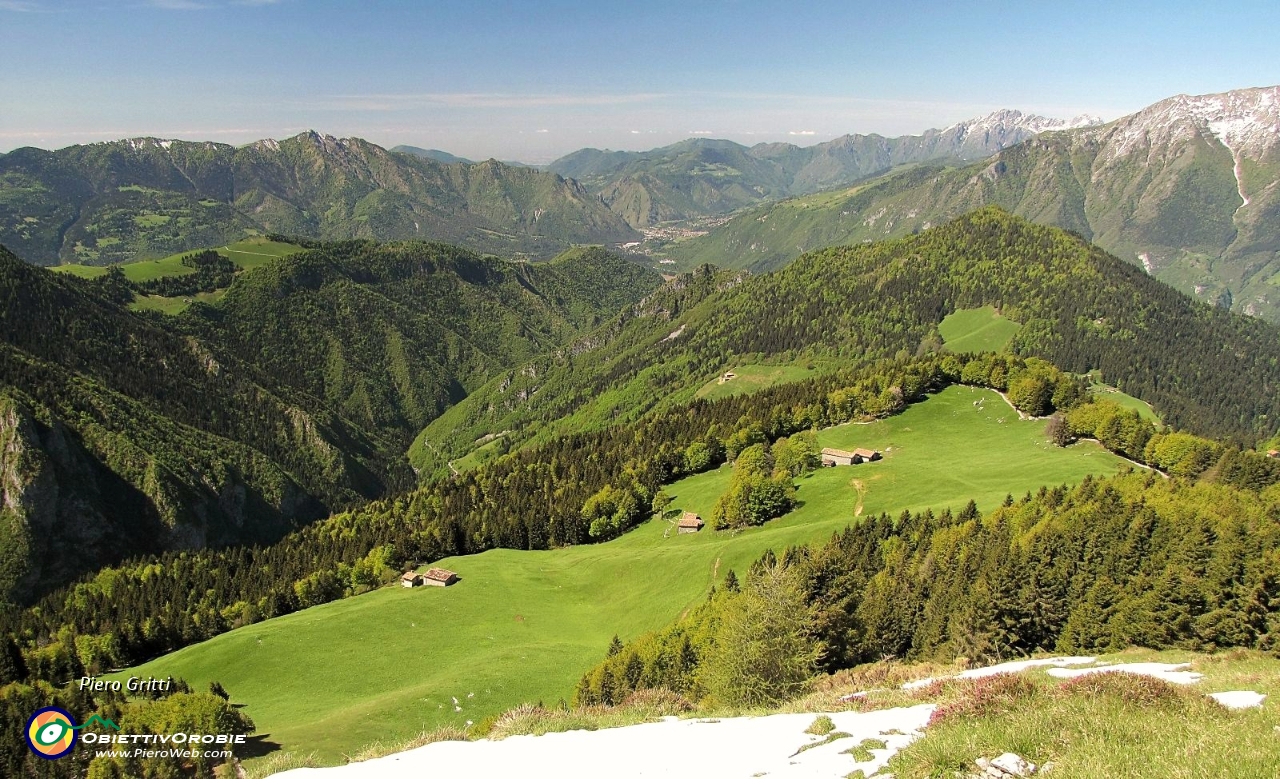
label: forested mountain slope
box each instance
[547,112,1099,227]
[183,242,662,441]
[0,241,659,603]
[0,133,638,266]
[672,85,1280,321]
[419,208,1280,470]
[0,244,391,604]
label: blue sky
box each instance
[2,0,1278,162]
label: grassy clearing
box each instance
[218,237,304,270]
[129,290,227,315]
[48,237,300,282]
[1090,382,1162,425]
[885,649,1280,779]
[451,437,506,473]
[113,387,1125,767]
[693,361,833,401]
[52,238,301,315]
[938,306,1022,353]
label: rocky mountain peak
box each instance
[1099,85,1280,160]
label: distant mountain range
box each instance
[545,111,1102,227]
[3,86,1277,320]
[0,133,637,266]
[670,86,1280,321]
[390,145,475,165]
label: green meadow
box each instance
[451,436,507,473]
[1090,383,1162,425]
[113,386,1126,766]
[938,306,1022,353]
[694,362,823,401]
[50,238,302,314]
[130,290,229,315]
[49,237,301,281]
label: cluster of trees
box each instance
[709,433,819,530]
[582,482,651,540]
[1054,398,1280,487]
[576,561,821,708]
[577,471,1280,707]
[0,676,252,779]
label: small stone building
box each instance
[678,512,705,534]
[422,567,459,587]
[853,448,882,462]
[401,571,422,588]
[821,447,857,466]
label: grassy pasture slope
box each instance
[48,237,301,281]
[51,238,303,315]
[938,306,1022,353]
[1090,382,1162,425]
[114,387,1125,765]
[693,362,829,402]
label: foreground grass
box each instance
[115,387,1124,767]
[886,649,1280,779]
[245,649,1277,779]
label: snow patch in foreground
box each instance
[1046,662,1202,685]
[901,656,1097,690]
[270,705,936,779]
[1209,691,1267,709]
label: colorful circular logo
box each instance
[25,707,77,760]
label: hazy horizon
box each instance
[3,0,1279,163]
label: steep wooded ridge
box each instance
[546,111,1101,227]
[0,241,660,603]
[182,242,663,440]
[673,85,1280,321]
[419,208,1280,470]
[0,132,638,266]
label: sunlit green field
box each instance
[114,386,1125,766]
[938,306,1022,353]
[48,237,300,281]
[1090,383,1162,425]
[50,238,301,314]
[130,290,229,314]
[694,362,826,401]
[451,436,506,472]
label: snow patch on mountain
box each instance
[948,109,1104,137]
[1098,85,1280,167]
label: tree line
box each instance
[5,349,1274,689]
[576,470,1280,707]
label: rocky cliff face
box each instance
[0,390,323,604]
[0,396,160,603]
